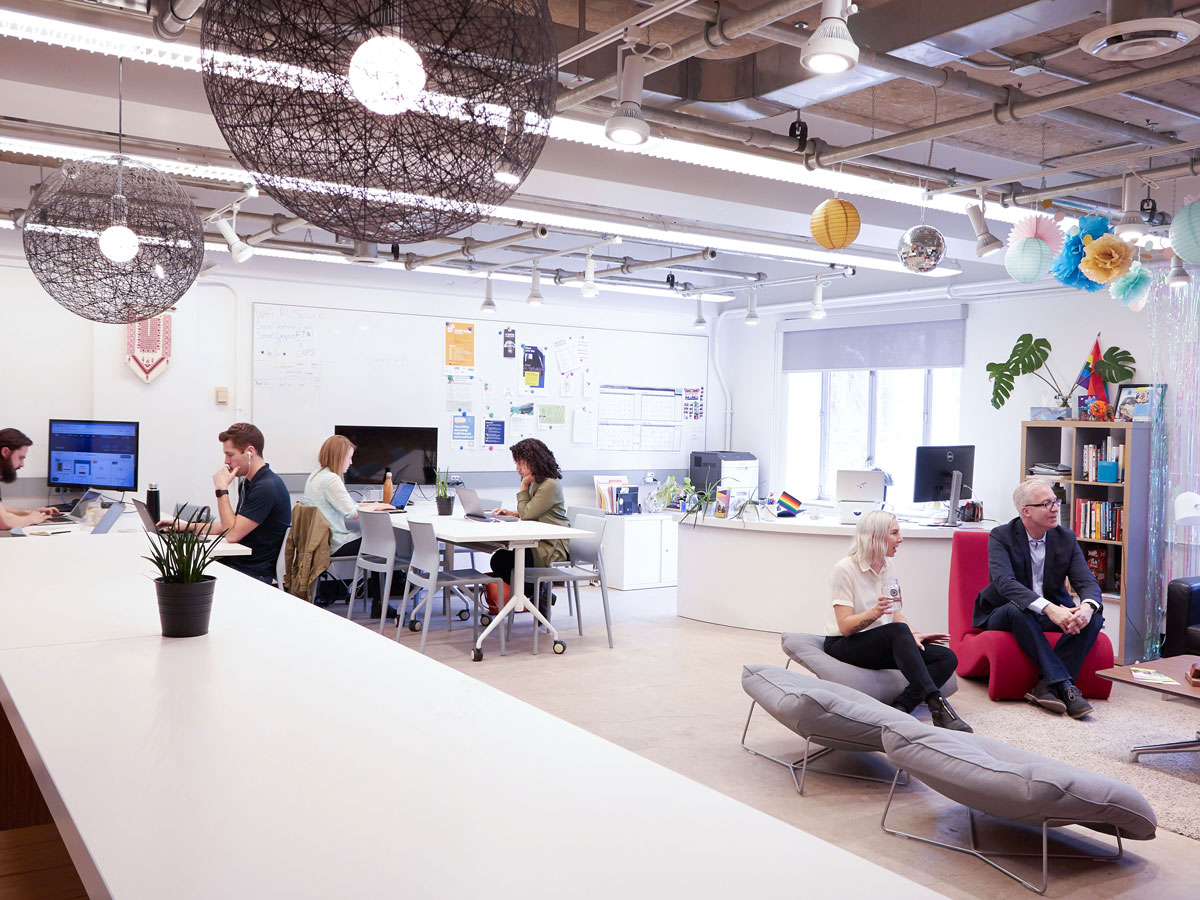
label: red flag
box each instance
[1076,337,1106,400]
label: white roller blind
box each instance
[782,318,965,371]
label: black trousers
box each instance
[489,548,537,597]
[824,623,958,707]
[982,603,1104,686]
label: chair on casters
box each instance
[398,520,504,654]
[348,510,410,627]
[523,513,613,651]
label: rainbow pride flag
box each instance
[777,492,802,516]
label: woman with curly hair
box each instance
[489,438,569,616]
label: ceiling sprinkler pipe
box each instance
[152,0,204,42]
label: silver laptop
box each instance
[835,469,887,502]
[41,489,103,524]
[90,501,125,534]
[456,487,518,522]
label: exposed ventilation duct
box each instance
[1078,0,1200,61]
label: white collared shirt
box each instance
[826,555,894,637]
[1028,534,1049,614]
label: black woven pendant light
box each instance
[200,1,557,244]
[22,60,205,325]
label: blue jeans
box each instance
[982,603,1104,686]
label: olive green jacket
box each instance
[517,478,570,567]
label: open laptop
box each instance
[133,498,223,542]
[835,470,887,502]
[41,489,103,524]
[384,481,416,512]
[456,487,518,522]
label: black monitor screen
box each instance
[47,419,139,492]
[912,445,974,503]
[335,425,438,485]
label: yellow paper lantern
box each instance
[809,198,861,250]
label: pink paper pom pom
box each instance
[1183,193,1200,207]
[1007,214,1065,256]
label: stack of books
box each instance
[1029,462,1072,478]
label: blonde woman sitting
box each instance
[825,510,971,732]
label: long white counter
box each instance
[0,533,937,899]
[676,513,989,635]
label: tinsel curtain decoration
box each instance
[200,0,557,244]
[23,158,205,324]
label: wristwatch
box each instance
[215,489,229,498]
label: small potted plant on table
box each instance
[435,468,454,516]
[144,509,226,638]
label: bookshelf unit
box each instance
[1020,420,1151,664]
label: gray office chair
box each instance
[561,506,607,615]
[523,514,613,651]
[349,511,410,626]
[396,520,504,654]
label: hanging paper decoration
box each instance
[1007,214,1065,257]
[1051,215,1110,292]
[809,198,861,249]
[1080,233,1135,284]
[1169,198,1200,264]
[1005,237,1054,283]
[125,312,173,383]
[1110,262,1153,310]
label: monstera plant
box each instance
[987,334,1135,410]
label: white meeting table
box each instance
[0,533,938,899]
[389,505,591,659]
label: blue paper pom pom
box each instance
[1052,215,1111,291]
[1110,263,1152,307]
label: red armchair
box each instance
[947,530,1113,700]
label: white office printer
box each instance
[836,470,886,525]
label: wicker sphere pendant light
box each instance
[200,0,557,244]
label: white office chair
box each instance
[275,526,292,590]
[523,514,613,651]
[398,520,504,654]
[349,510,410,626]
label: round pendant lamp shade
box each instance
[22,157,204,324]
[200,1,557,244]
[1169,199,1200,265]
[1005,237,1054,283]
[809,198,860,250]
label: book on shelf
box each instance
[1073,498,1123,541]
[1029,462,1072,477]
[1080,439,1124,482]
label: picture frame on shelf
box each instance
[1114,383,1167,422]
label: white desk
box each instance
[676,514,989,634]
[390,506,590,658]
[0,537,937,899]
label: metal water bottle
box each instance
[382,470,394,505]
[146,483,161,523]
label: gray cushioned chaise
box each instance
[781,632,957,703]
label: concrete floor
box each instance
[364,585,1200,899]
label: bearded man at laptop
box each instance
[0,427,59,530]
[161,423,290,583]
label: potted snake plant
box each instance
[435,468,454,516]
[144,508,226,637]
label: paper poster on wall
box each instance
[573,404,598,444]
[483,419,505,445]
[554,336,585,372]
[684,386,705,421]
[452,414,476,448]
[538,403,566,429]
[446,374,475,412]
[444,321,475,374]
[559,369,580,398]
[503,328,516,358]
[576,338,591,366]
[521,345,545,393]
[510,411,536,441]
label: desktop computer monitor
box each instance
[913,445,974,526]
[334,425,438,485]
[47,419,139,492]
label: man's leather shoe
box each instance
[1058,681,1094,719]
[1024,680,1067,714]
[927,694,973,732]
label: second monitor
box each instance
[334,425,437,485]
[913,445,975,526]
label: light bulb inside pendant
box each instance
[348,35,426,115]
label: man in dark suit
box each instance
[974,479,1104,718]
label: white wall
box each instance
[2,232,701,515]
[716,284,1155,521]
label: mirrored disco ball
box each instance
[897,224,947,273]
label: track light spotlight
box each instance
[480,275,497,313]
[526,266,544,305]
[1168,256,1190,289]
[580,251,599,298]
[214,217,254,263]
[605,49,650,146]
[693,295,707,330]
[744,288,759,325]
[810,280,828,320]
[1113,174,1149,239]
[801,0,860,75]
[966,204,1004,258]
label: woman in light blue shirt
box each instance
[303,435,361,556]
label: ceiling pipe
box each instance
[684,264,855,296]
[557,0,704,68]
[244,215,307,247]
[663,0,1179,150]
[1007,157,1200,207]
[816,53,1200,166]
[407,226,549,270]
[152,0,203,42]
[555,248,717,284]
[556,0,823,112]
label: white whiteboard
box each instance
[252,303,709,475]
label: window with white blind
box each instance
[780,314,964,507]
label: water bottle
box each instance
[642,471,660,513]
[146,483,160,523]
[382,469,394,505]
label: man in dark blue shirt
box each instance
[163,422,290,582]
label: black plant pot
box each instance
[436,496,455,516]
[155,576,216,638]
